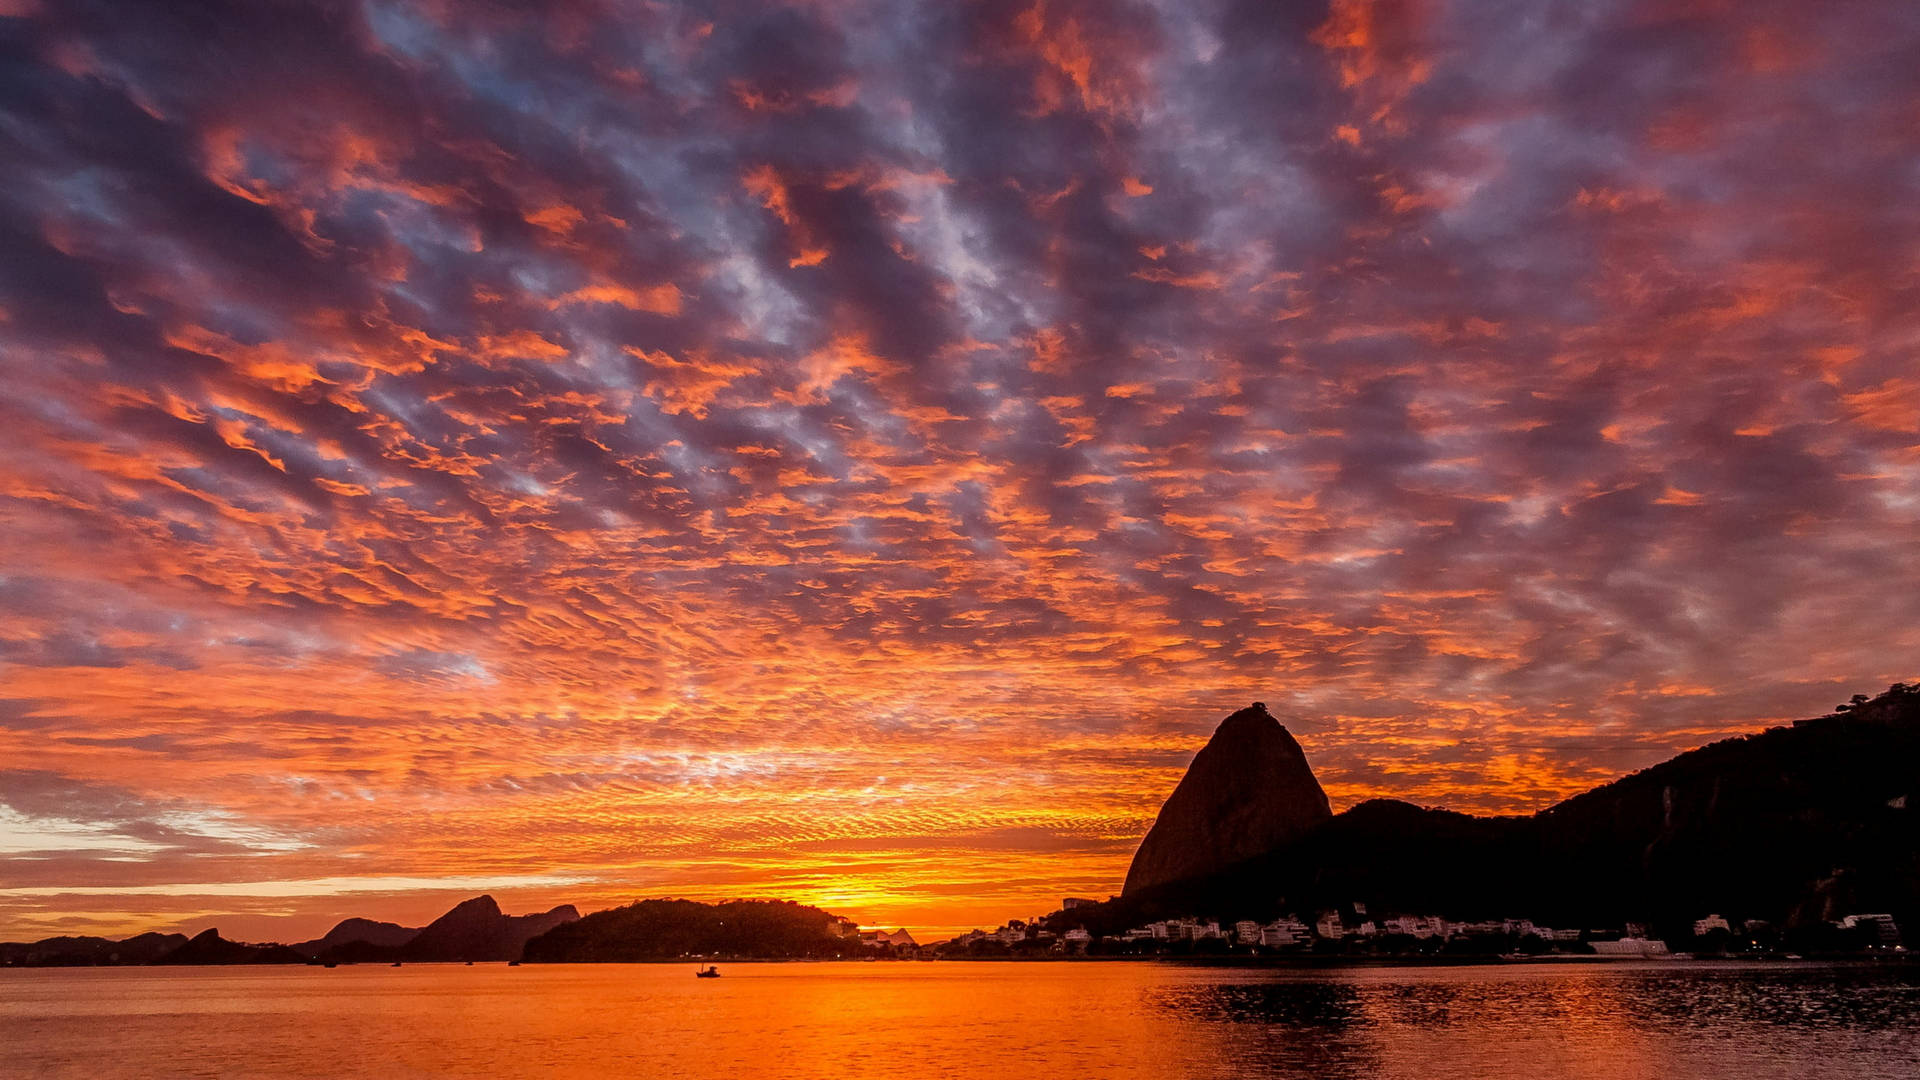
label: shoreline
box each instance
[6,953,1912,972]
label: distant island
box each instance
[4,684,1914,967]
[522,899,881,962]
[0,897,911,968]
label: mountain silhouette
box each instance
[292,917,418,959]
[0,932,186,966]
[154,928,307,965]
[1123,702,1332,895]
[393,895,580,962]
[1071,684,1920,936]
[4,897,583,967]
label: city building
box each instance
[1840,914,1903,947]
[1258,918,1309,948]
[1382,915,1445,939]
[1692,914,1731,936]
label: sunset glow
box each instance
[2,0,1917,943]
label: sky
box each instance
[1,0,1917,944]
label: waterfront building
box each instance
[1840,914,1903,947]
[1590,938,1671,957]
[1384,915,1446,939]
[1692,914,1731,936]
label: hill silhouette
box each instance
[0,932,186,967]
[3,896,582,966]
[154,928,308,965]
[305,895,580,963]
[292,917,419,959]
[521,898,856,962]
[382,895,579,962]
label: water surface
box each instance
[4,961,1916,1078]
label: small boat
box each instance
[323,961,337,969]
[390,962,402,967]
[508,960,521,967]
[465,961,474,966]
[695,965,721,978]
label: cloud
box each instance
[0,0,1916,939]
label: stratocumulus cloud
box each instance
[1,0,1916,940]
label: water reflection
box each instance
[4,962,1918,1079]
[1147,980,1382,1079]
[1147,964,1920,1080]
[1150,979,1369,1027]
[1604,967,1920,1032]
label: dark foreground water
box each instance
[3,961,1917,1079]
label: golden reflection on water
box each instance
[3,962,1918,1079]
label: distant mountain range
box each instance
[0,895,857,967]
[0,895,580,967]
[291,917,420,958]
[159,928,309,965]
[1065,684,1920,939]
[384,895,578,963]
[0,931,187,967]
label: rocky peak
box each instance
[1121,702,1333,895]
[446,895,503,920]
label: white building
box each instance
[1382,915,1444,939]
[1254,916,1311,947]
[1315,912,1344,939]
[1272,916,1310,937]
[1234,921,1260,945]
[1840,914,1903,946]
[1692,914,1731,936]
